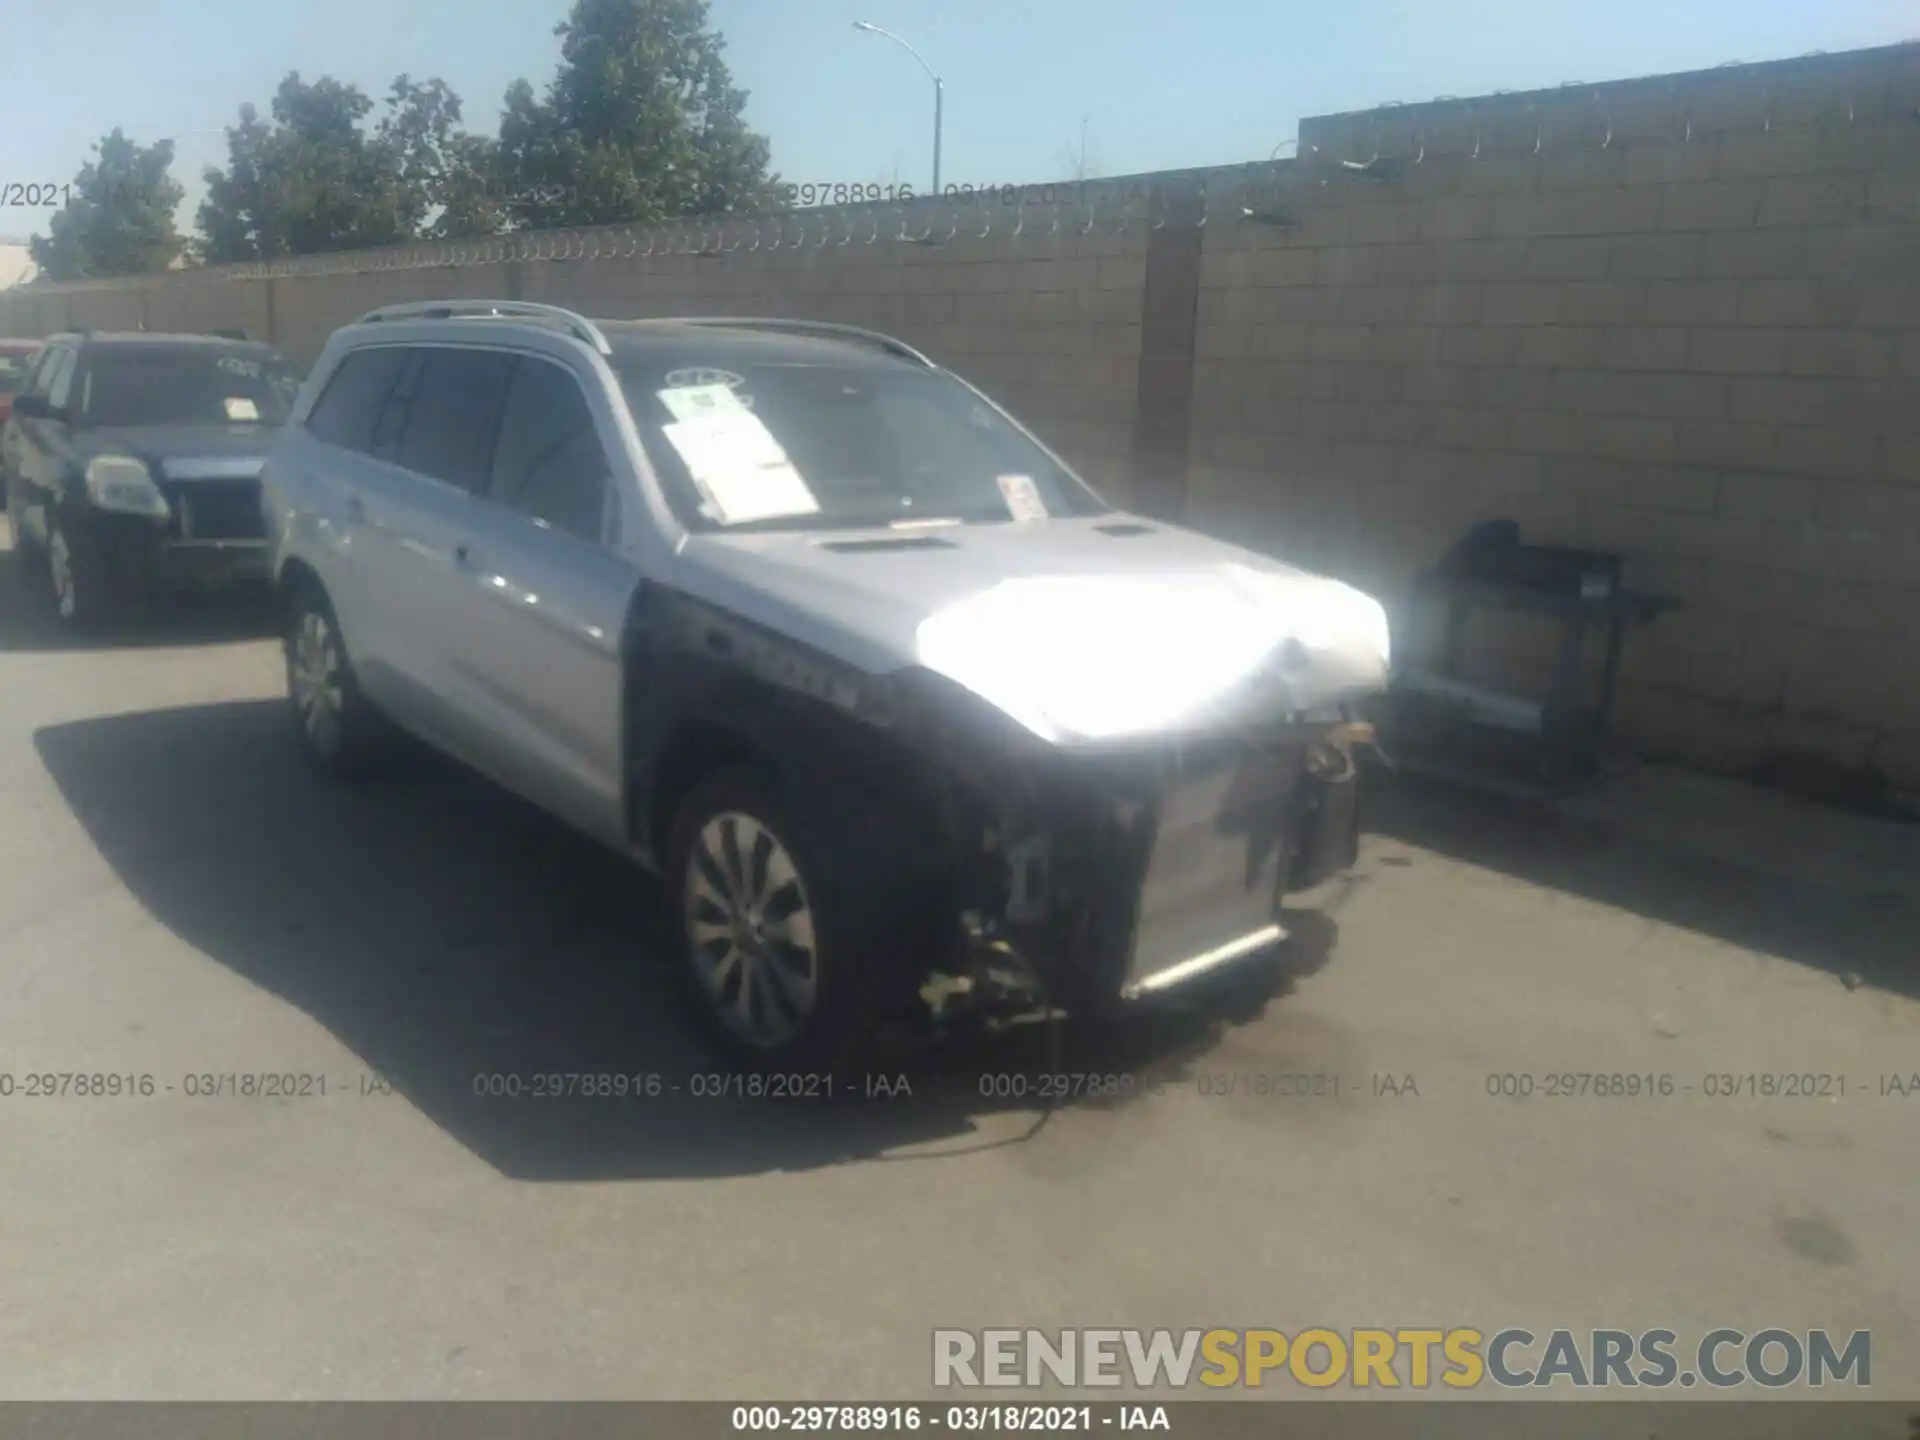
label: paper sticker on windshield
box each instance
[661,369,753,411]
[658,381,754,425]
[216,356,262,379]
[660,412,819,526]
[224,396,260,422]
[997,473,1049,523]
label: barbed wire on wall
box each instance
[202,77,1908,281]
[5,59,1905,301]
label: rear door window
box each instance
[389,347,518,494]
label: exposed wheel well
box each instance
[276,556,325,611]
[643,720,759,861]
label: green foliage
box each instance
[194,73,428,261]
[492,0,780,230]
[169,0,777,260]
[29,130,185,280]
[375,76,513,241]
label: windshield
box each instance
[0,351,33,396]
[618,359,1108,533]
[75,349,300,428]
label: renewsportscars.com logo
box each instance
[932,1328,1871,1390]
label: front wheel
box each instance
[665,767,917,1076]
[285,585,387,776]
[44,517,126,630]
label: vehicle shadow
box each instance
[1367,771,1920,1002]
[32,699,1335,1181]
[0,532,279,652]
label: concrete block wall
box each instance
[1187,42,1920,782]
[1,42,1916,783]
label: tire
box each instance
[5,479,38,601]
[44,514,127,631]
[664,765,927,1077]
[285,582,387,776]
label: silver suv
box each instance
[263,300,1392,1074]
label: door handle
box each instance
[344,495,366,522]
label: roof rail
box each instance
[669,317,935,368]
[355,300,613,356]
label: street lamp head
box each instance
[848,18,942,196]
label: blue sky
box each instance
[1,0,1912,242]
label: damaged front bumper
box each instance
[1121,722,1371,1000]
[994,717,1374,1014]
[885,671,1382,1021]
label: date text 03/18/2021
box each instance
[731,1405,1169,1433]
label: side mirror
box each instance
[10,394,47,420]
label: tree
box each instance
[29,130,185,280]
[195,71,486,261]
[493,0,779,231]
[375,75,511,240]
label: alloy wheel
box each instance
[682,811,820,1048]
[47,527,75,621]
[290,610,346,754]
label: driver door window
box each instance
[488,357,612,545]
[44,349,78,412]
[16,347,54,401]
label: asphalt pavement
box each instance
[0,516,1916,1402]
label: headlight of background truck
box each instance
[83,456,171,521]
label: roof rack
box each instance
[668,317,935,368]
[354,300,613,356]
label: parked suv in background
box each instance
[2,331,300,627]
[0,339,41,506]
[264,301,1392,1074]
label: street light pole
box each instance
[853,21,943,198]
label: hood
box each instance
[674,514,1392,745]
[80,423,280,480]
